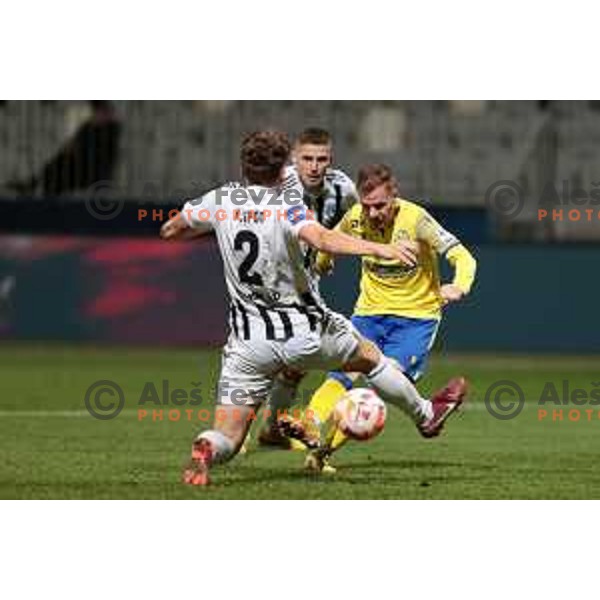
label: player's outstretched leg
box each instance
[275,372,355,473]
[183,405,255,486]
[364,357,467,434]
[309,373,354,457]
[277,347,466,475]
[346,337,467,435]
[309,373,352,425]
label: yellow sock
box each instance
[309,378,350,454]
[310,378,347,424]
[329,427,349,452]
[288,380,348,452]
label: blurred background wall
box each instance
[0,100,598,352]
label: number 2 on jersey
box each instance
[234,230,264,286]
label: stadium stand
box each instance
[0,101,599,240]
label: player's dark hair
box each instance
[296,127,332,146]
[240,130,291,186]
[357,164,399,197]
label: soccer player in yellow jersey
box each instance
[290,163,477,472]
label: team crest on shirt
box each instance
[287,206,308,225]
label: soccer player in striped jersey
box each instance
[256,128,360,448]
[282,127,358,231]
[161,131,467,486]
[282,163,477,473]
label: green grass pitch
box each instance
[1,344,599,499]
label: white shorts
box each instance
[216,311,360,406]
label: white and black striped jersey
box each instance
[181,183,327,341]
[281,165,358,230]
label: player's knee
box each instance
[342,337,381,374]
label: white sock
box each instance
[265,377,298,425]
[196,430,235,464]
[367,357,433,423]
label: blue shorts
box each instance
[329,315,439,388]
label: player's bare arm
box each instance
[160,213,205,241]
[298,222,418,266]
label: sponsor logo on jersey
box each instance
[287,206,310,225]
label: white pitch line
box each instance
[0,403,546,418]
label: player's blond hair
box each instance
[357,164,399,197]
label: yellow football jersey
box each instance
[317,198,476,320]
